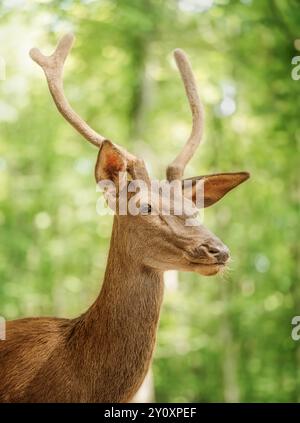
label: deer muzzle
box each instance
[186,240,230,266]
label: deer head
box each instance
[30,34,249,277]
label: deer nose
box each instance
[200,243,230,263]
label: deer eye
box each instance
[140,204,152,215]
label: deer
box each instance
[0,34,249,403]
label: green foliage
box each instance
[0,0,299,402]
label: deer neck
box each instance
[71,217,164,402]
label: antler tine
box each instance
[30,33,105,148]
[166,49,204,181]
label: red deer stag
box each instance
[0,34,249,402]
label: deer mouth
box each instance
[184,253,229,266]
[190,262,226,276]
[184,254,228,275]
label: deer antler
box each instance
[166,49,204,181]
[29,33,105,148]
[30,34,149,183]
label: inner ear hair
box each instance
[95,140,127,183]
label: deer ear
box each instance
[95,140,127,184]
[183,172,250,208]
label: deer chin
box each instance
[173,258,225,276]
[184,259,225,276]
[192,263,225,276]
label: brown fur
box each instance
[0,219,163,403]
